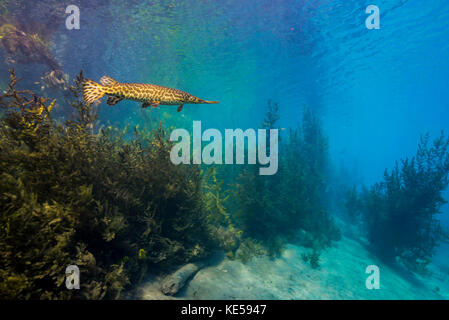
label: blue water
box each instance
[2,0,449,299]
[50,0,449,184]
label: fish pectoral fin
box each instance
[177,104,183,112]
[151,101,160,108]
[106,96,122,106]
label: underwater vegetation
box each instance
[0,70,220,299]
[0,1,75,105]
[232,101,341,265]
[345,133,449,272]
[0,22,60,70]
[0,69,344,298]
[0,0,63,71]
[344,185,360,223]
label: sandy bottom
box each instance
[137,234,449,300]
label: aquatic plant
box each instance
[280,108,340,250]
[344,185,362,223]
[301,248,321,269]
[262,99,280,130]
[358,133,449,271]
[0,21,60,70]
[0,69,216,299]
[233,102,340,263]
[232,100,285,257]
[202,167,242,258]
[234,238,271,263]
[202,167,232,227]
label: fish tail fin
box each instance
[82,79,106,104]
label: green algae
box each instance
[0,69,217,299]
[231,102,341,264]
[349,132,449,272]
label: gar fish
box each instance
[82,76,219,112]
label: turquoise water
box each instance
[1,1,449,299]
[53,0,449,184]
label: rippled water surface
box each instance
[43,0,449,185]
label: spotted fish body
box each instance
[82,76,218,112]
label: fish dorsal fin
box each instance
[100,76,118,86]
[106,96,122,106]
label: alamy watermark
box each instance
[170,121,278,175]
[65,265,80,289]
[365,5,380,29]
[66,5,80,30]
[365,265,380,289]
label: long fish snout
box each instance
[190,96,219,104]
[198,99,219,104]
